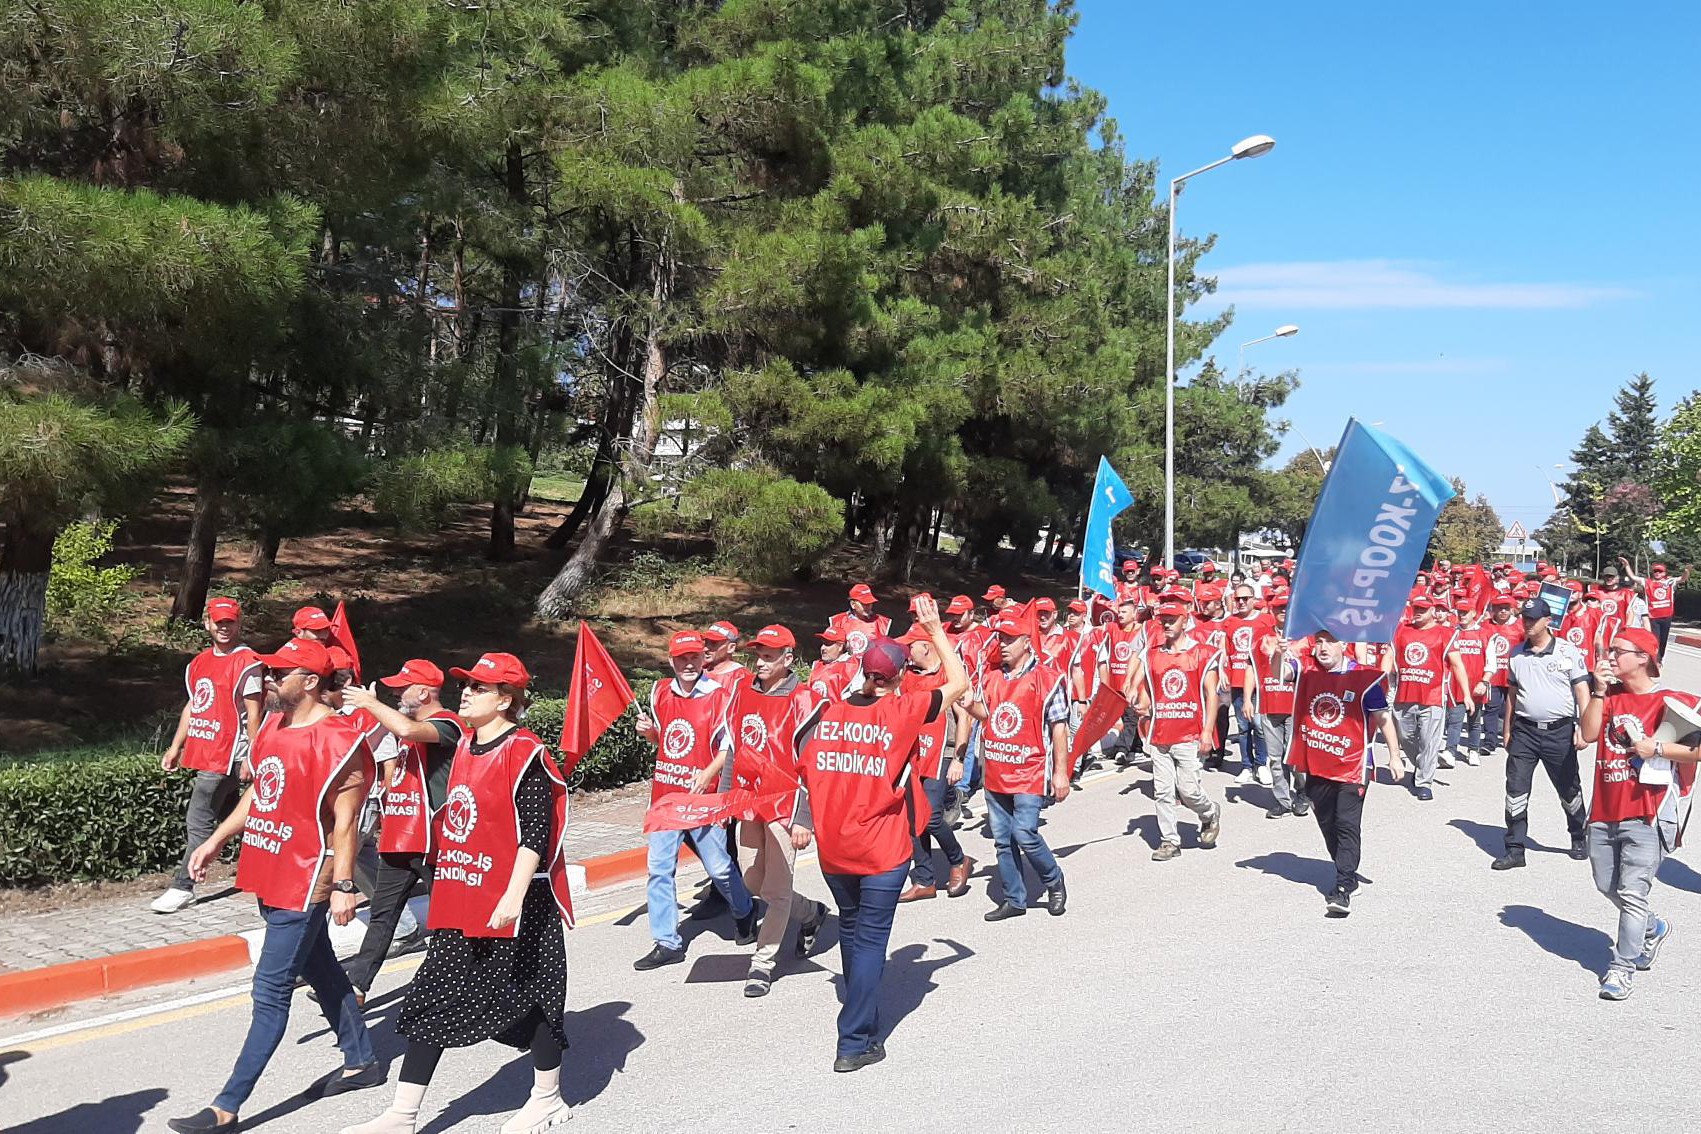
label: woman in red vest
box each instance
[791,595,968,1072]
[343,652,573,1134]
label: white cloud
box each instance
[1208,260,1634,310]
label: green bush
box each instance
[528,693,657,792]
[683,467,843,581]
[371,443,533,530]
[46,518,140,638]
[0,754,195,886]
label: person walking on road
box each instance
[1129,600,1224,861]
[898,625,975,904]
[153,597,264,915]
[167,637,379,1134]
[1495,598,1592,870]
[1620,557,1690,659]
[1388,595,1471,801]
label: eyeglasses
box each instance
[265,668,310,683]
[463,682,501,696]
[1605,646,1648,658]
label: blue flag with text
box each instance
[1284,420,1455,642]
[1081,457,1134,600]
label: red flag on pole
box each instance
[1067,685,1129,775]
[1464,565,1492,616]
[329,601,361,682]
[563,621,636,774]
[642,788,793,834]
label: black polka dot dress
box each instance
[396,734,567,1050]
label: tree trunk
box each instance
[0,524,55,673]
[171,470,223,621]
[254,529,282,570]
[487,141,529,561]
[545,459,613,550]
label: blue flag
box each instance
[1284,420,1455,642]
[1081,457,1134,599]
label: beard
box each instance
[264,689,285,714]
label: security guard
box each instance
[1495,597,1591,870]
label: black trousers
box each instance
[1503,717,1586,852]
[1306,778,1365,895]
[345,851,432,993]
[1653,617,1672,659]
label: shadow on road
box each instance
[1236,851,1334,894]
[8,1087,166,1134]
[878,938,974,1050]
[0,1048,28,1089]
[1498,904,1610,973]
[1657,856,1701,894]
[1449,818,1554,859]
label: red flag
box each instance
[563,621,636,775]
[1464,565,1491,616]
[1067,684,1129,774]
[642,788,793,834]
[329,601,361,682]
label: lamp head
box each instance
[1232,134,1276,160]
[1275,324,1299,337]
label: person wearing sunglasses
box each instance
[1495,598,1592,871]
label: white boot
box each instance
[500,1067,570,1133]
[341,1082,427,1134]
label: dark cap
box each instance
[1520,598,1551,622]
[860,638,908,682]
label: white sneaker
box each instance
[1437,749,1456,769]
[1254,765,1272,786]
[397,906,420,939]
[1462,749,1481,767]
[500,1089,570,1133]
[1235,768,1254,785]
[151,887,194,914]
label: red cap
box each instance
[1453,597,1474,612]
[327,645,355,673]
[292,605,332,632]
[381,658,445,688]
[816,624,847,644]
[1155,601,1187,618]
[990,612,1027,636]
[751,625,795,650]
[1489,594,1516,608]
[1200,560,1219,573]
[848,583,877,604]
[667,631,707,657]
[205,597,242,622]
[1267,594,1289,609]
[449,652,531,687]
[1653,563,1669,574]
[860,638,908,681]
[257,637,335,677]
[1032,596,1056,613]
[704,620,740,643]
[946,595,975,615]
[1409,594,1435,610]
[1161,587,1192,603]
[1122,560,1139,571]
[896,624,931,646]
[983,584,1007,602]
[1068,599,1088,613]
[908,592,933,611]
[1612,628,1663,674]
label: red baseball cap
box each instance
[381,659,445,688]
[667,631,707,657]
[860,638,908,681]
[449,651,531,687]
[704,620,740,643]
[1653,563,1669,575]
[1489,594,1517,608]
[205,597,242,622]
[1032,596,1056,613]
[327,645,355,673]
[1155,601,1187,618]
[849,583,877,604]
[908,592,933,610]
[1612,628,1663,675]
[1068,599,1088,613]
[1200,560,1219,573]
[1409,594,1435,610]
[257,637,335,677]
[1122,560,1139,571]
[946,595,975,615]
[752,625,795,650]
[292,605,332,632]
[896,624,932,646]
[983,584,1007,602]
[990,612,1028,636]
[816,624,847,644]
[1267,594,1289,609]
[1453,597,1474,612]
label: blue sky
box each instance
[1068,0,1700,535]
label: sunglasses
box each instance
[265,668,309,683]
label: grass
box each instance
[529,473,586,504]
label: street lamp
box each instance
[1166,133,1275,570]
[1238,323,1300,375]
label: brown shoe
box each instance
[897,885,937,903]
[945,856,976,898]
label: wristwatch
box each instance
[331,879,359,894]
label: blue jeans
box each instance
[214,901,374,1113]
[822,863,907,1057]
[984,790,1063,907]
[646,824,753,950]
[910,775,965,887]
[1230,689,1268,769]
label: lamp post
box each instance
[1238,323,1299,376]
[1289,423,1331,475]
[1166,133,1275,570]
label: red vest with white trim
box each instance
[726,681,814,824]
[235,714,369,911]
[649,679,731,804]
[1484,621,1523,687]
[1103,623,1143,685]
[1392,624,1455,706]
[1447,626,1489,703]
[181,646,262,774]
[799,692,931,875]
[1254,636,1303,717]
[1223,615,1272,686]
[379,708,465,855]
[1648,578,1677,619]
[1289,667,1385,785]
[828,611,891,658]
[903,666,954,781]
[980,662,1062,794]
[1142,642,1215,747]
[808,657,859,702]
[429,728,573,937]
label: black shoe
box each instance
[388,927,428,957]
[1265,804,1292,819]
[312,1061,385,1098]
[1491,851,1527,871]
[1292,802,1311,817]
[1569,837,1589,861]
[1113,752,1135,768]
[1324,890,1351,918]
[1414,786,1434,801]
[984,902,1026,922]
[734,906,760,946]
[1045,878,1067,917]
[167,1110,237,1134]
[795,900,827,957]
[833,1042,887,1073]
[633,943,686,971]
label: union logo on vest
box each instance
[739,712,769,751]
[1403,642,1430,667]
[1161,667,1188,701]
[441,783,479,843]
[663,719,696,760]
[190,677,216,714]
[990,701,1024,740]
[1309,692,1346,729]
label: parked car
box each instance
[1173,549,1210,575]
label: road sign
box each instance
[1505,520,1528,540]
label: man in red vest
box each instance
[1581,627,1700,999]
[1248,596,1310,818]
[1097,596,1147,766]
[1479,594,1524,761]
[1620,557,1690,659]
[1289,631,1404,917]
[153,597,265,915]
[634,631,757,970]
[1223,582,1275,786]
[809,624,860,702]
[167,637,379,1134]
[1387,595,1471,801]
[827,584,891,658]
[336,659,465,1002]
[896,624,975,904]
[1130,601,1224,861]
[704,620,750,689]
[1444,597,1492,768]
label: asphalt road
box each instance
[8,645,1701,1133]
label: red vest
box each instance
[709,660,750,692]
[649,679,731,804]
[903,666,954,781]
[181,646,262,774]
[1142,642,1215,747]
[379,708,465,855]
[980,662,1063,793]
[1222,615,1271,686]
[727,681,814,824]
[1648,578,1677,619]
[429,729,574,937]
[1037,627,1073,669]
[808,657,859,702]
[235,714,369,911]
[1103,623,1143,685]
[1447,625,1489,703]
[1484,621,1523,687]
[1289,667,1385,785]
[828,611,891,657]
[799,692,932,875]
[1561,607,1602,665]
[1599,592,1625,623]
[1254,636,1303,716]
[1393,624,1456,706]
[1195,618,1229,667]
[1588,688,1701,821]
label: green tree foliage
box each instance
[1546,375,1665,572]
[219,423,370,568]
[1428,478,1504,565]
[683,468,845,582]
[47,519,140,639]
[1262,446,1334,548]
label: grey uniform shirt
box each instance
[1506,637,1589,723]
